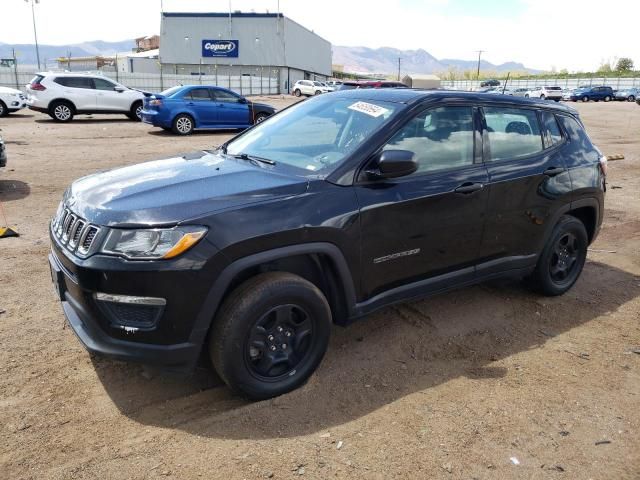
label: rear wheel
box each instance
[49,100,74,122]
[172,113,194,135]
[315,90,322,95]
[628,95,635,102]
[528,215,588,296]
[0,101,7,117]
[604,95,611,102]
[209,272,332,400]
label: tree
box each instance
[597,61,612,74]
[615,57,634,72]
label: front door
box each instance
[211,88,250,126]
[355,105,489,299]
[183,87,218,127]
[93,77,124,111]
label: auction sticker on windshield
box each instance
[348,101,389,118]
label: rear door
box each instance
[477,105,573,274]
[53,76,96,110]
[211,88,250,126]
[182,87,218,127]
[356,104,489,298]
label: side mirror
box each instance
[114,86,126,93]
[367,150,417,179]
[238,97,248,104]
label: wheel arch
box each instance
[541,199,600,250]
[189,243,357,347]
[49,98,77,112]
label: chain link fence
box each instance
[442,77,640,91]
[0,66,281,96]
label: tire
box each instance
[254,112,269,124]
[293,89,301,97]
[528,215,588,296]
[209,272,332,400]
[0,100,7,117]
[554,98,560,102]
[603,95,611,102]
[127,101,143,121]
[628,95,635,102]
[49,100,74,122]
[540,94,546,100]
[172,113,194,135]
[315,90,322,95]
[582,96,589,102]
[524,94,529,98]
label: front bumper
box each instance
[49,227,226,370]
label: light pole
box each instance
[475,50,485,80]
[25,0,41,70]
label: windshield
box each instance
[160,86,183,97]
[226,95,402,177]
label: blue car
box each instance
[141,85,276,135]
[568,85,614,102]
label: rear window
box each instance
[30,75,44,85]
[484,107,543,161]
[546,86,562,91]
[54,77,93,89]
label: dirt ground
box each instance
[0,97,639,480]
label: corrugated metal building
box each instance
[159,12,332,94]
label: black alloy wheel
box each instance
[529,215,588,296]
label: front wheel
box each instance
[172,113,194,135]
[315,90,322,95]
[127,101,143,121]
[209,272,332,400]
[254,112,269,124]
[628,95,635,102]
[293,89,301,97]
[528,215,588,296]
[0,101,7,117]
[524,94,529,98]
[604,95,611,102]
[540,94,546,100]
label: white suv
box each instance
[0,86,28,116]
[25,72,146,122]
[291,80,330,97]
[524,86,563,102]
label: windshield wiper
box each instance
[232,153,276,166]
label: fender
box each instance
[538,197,601,252]
[187,242,358,347]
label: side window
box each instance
[383,106,474,174]
[484,107,542,161]
[93,78,117,91]
[212,89,241,103]
[541,111,563,148]
[55,77,93,89]
[184,88,212,101]
[556,115,593,148]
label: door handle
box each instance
[543,166,566,176]
[187,102,195,106]
[217,103,225,107]
[454,182,484,194]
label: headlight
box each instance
[101,226,207,260]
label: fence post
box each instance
[115,53,119,83]
[199,59,202,85]
[12,48,19,90]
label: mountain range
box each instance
[0,39,540,75]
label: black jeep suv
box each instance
[49,90,606,400]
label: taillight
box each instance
[599,155,608,176]
[31,82,46,91]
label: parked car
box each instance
[0,86,28,116]
[568,85,614,102]
[614,87,639,102]
[49,89,605,400]
[325,81,342,91]
[336,80,406,90]
[525,86,563,101]
[140,85,276,135]
[291,80,330,97]
[0,134,6,169]
[511,88,530,97]
[480,79,500,87]
[25,72,146,122]
[562,88,574,101]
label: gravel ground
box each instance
[0,97,639,479]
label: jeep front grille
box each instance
[52,206,102,257]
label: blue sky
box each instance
[1,0,637,72]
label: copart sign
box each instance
[202,40,239,57]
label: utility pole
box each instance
[25,0,41,70]
[397,57,401,81]
[475,50,485,80]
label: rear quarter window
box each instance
[541,111,563,148]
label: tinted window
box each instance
[184,88,211,101]
[93,78,117,91]
[484,107,542,161]
[556,115,593,148]
[383,106,474,174]
[54,77,94,89]
[541,111,563,147]
[212,89,241,102]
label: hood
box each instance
[0,86,22,95]
[65,151,309,227]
